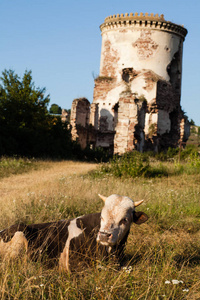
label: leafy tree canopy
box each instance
[190,119,195,126]
[49,103,62,114]
[0,69,50,130]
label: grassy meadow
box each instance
[0,153,200,300]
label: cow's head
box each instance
[97,194,148,246]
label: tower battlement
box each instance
[104,12,165,22]
[101,12,187,40]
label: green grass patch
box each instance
[90,149,200,180]
[0,157,43,179]
[99,151,169,179]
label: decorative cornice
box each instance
[100,13,187,40]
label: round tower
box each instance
[99,13,187,83]
[92,13,188,153]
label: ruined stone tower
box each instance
[71,13,189,153]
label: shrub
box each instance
[110,152,150,178]
[99,152,169,179]
[180,144,199,160]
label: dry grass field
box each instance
[0,157,200,299]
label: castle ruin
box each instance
[70,13,190,154]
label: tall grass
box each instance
[92,148,200,179]
[0,157,42,178]
[0,157,200,299]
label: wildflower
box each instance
[40,284,45,287]
[97,264,106,270]
[165,280,171,284]
[122,266,132,273]
[172,279,183,285]
[182,289,189,292]
[172,280,179,284]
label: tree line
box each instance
[0,69,79,159]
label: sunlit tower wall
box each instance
[92,13,189,153]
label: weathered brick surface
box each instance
[132,30,158,60]
[101,40,120,78]
[114,92,146,154]
[70,98,91,149]
[89,103,99,129]
[93,78,117,103]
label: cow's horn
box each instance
[134,200,144,207]
[98,194,107,202]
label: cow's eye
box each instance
[119,218,128,225]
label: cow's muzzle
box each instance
[97,231,113,244]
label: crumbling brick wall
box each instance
[114,92,146,154]
[70,98,90,149]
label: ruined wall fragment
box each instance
[114,92,146,154]
[70,98,90,149]
[61,109,69,123]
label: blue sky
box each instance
[0,0,199,125]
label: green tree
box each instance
[190,119,195,126]
[0,69,50,131]
[0,69,53,156]
[0,69,78,158]
[49,103,62,114]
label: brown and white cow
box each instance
[0,194,148,271]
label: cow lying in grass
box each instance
[0,194,148,271]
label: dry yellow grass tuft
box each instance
[0,161,98,226]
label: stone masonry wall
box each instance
[70,98,90,149]
[93,77,117,103]
[114,92,146,154]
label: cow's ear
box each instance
[133,211,148,225]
